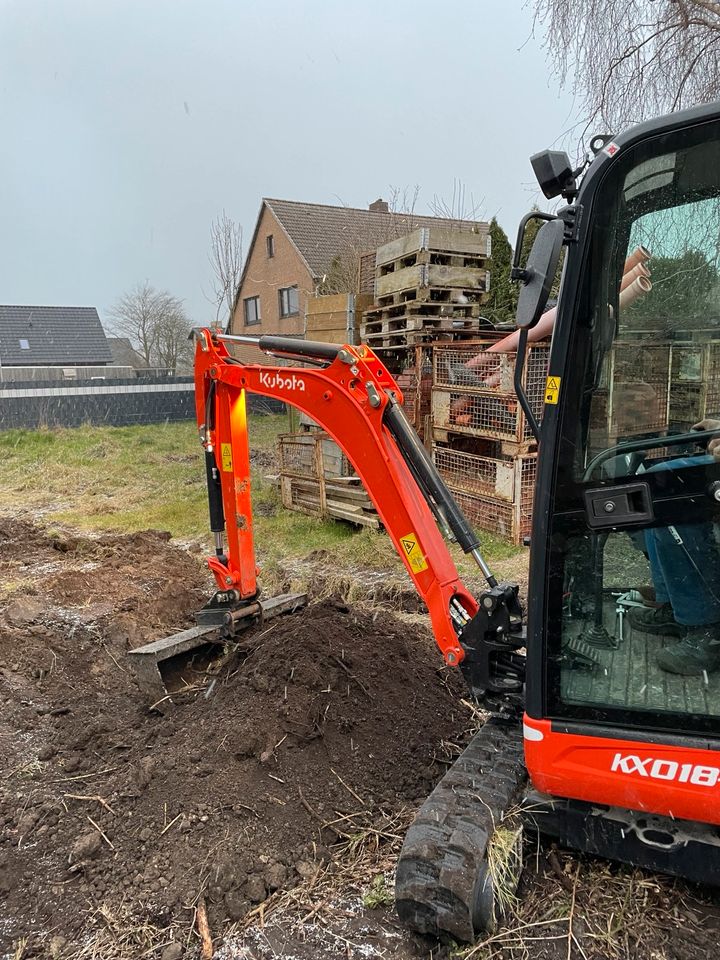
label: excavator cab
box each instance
[522,103,720,819]
[512,103,720,894]
[397,103,720,941]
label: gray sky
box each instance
[1,0,576,327]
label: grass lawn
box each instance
[0,415,521,579]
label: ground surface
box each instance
[2,422,720,959]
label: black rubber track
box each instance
[395,719,526,942]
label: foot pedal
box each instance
[561,636,600,671]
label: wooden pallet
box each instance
[364,327,482,349]
[361,314,480,337]
[278,431,351,478]
[280,475,380,528]
[305,293,374,345]
[378,249,488,276]
[376,285,489,310]
[375,226,491,271]
[277,431,379,527]
[376,267,490,303]
[362,299,481,325]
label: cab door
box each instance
[528,111,720,755]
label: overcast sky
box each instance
[1,0,577,327]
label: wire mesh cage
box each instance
[393,345,434,437]
[431,342,550,445]
[591,342,671,441]
[434,443,537,544]
[451,487,533,546]
[278,433,353,479]
[668,341,720,426]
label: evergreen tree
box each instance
[484,217,518,326]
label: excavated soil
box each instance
[0,517,466,955]
[3,516,720,960]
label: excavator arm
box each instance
[193,327,525,710]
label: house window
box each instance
[244,296,261,326]
[278,286,299,317]
[19,338,29,349]
[266,235,275,258]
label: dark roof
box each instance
[106,336,148,368]
[0,305,112,366]
[262,198,486,279]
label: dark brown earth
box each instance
[0,517,467,956]
[2,517,720,959]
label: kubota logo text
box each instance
[611,753,720,787]
[258,371,306,392]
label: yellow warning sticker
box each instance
[545,376,561,405]
[221,442,233,472]
[400,532,429,574]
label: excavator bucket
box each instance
[128,591,307,704]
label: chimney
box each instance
[369,198,389,213]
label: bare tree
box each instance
[208,211,243,327]
[318,187,425,295]
[428,179,485,226]
[534,1,720,132]
[108,282,192,372]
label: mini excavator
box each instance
[189,103,720,941]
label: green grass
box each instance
[0,417,520,577]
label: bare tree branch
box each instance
[107,282,192,372]
[208,211,243,327]
[533,0,720,132]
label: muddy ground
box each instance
[1,516,720,959]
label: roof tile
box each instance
[0,305,112,366]
[264,199,486,278]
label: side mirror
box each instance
[514,218,564,329]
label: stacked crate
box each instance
[360,226,492,353]
[360,227,494,440]
[589,341,672,453]
[305,293,375,345]
[430,342,550,545]
[277,432,380,528]
[668,341,720,429]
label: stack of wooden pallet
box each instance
[305,292,374,345]
[360,227,492,353]
[429,341,550,545]
[277,431,380,528]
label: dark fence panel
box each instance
[0,377,284,430]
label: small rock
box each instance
[264,861,287,891]
[295,860,316,880]
[38,745,55,762]
[244,874,267,903]
[225,892,250,921]
[5,597,45,626]
[49,936,68,959]
[214,861,236,892]
[69,831,103,864]
[160,944,183,960]
[136,756,156,791]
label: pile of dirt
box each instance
[0,518,466,955]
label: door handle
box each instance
[584,481,654,529]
